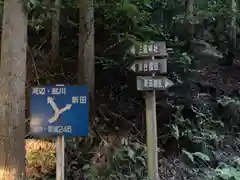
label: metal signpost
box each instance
[30,84,88,180]
[130,41,174,180]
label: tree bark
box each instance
[0,0,27,179]
[230,0,237,49]
[78,0,95,100]
[186,0,194,40]
[51,0,61,66]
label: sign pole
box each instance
[145,91,159,179]
[30,85,89,180]
[145,56,159,180]
[56,135,65,180]
[129,41,173,180]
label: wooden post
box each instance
[56,135,65,180]
[130,41,172,180]
[145,90,158,179]
[145,56,159,180]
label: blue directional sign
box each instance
[30,85,88,137]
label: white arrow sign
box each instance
[47,97,59,112]
[130,59,167,73]
[59,104,72,114]
[47,97,72,124]
[137,76,174,91]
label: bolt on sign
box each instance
[130,41,167,57]
[137,76,174,91]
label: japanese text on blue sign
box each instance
[30,85,88,137]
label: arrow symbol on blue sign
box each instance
[47,97,59,112]
[47,97,72,124]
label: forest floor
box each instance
[25,136,240,180]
